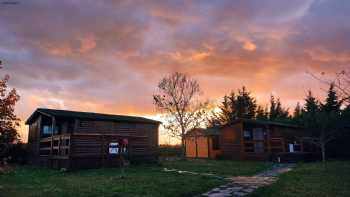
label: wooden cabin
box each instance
[185,119,317,161]
[184,128,221,159]
[26,108,161,170]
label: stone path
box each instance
[163,168,225,180]
[200,164,295,197]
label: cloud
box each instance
[0,0,349,143]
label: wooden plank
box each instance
[72,133,147,138]
[50,116,56,157]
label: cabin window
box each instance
[42,125,59,136]
[243,130,252,140]
[212,136,220,150]
[43,125,51,135]
[253,128,264,140]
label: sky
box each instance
[0,0,349,144]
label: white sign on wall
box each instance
[289,144,294,153]
[109,142,119,154]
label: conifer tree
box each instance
[209,87,257,126]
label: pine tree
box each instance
[304,90,319,114]
[269,95,277,120]
[322,83,341,114]
[209,87,257,125]
[302,85,343,162]
[256,105,269,120]
[292,102,303,124]
[269,95,290,122]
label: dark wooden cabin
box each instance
[185,119,317,161]
[26,108,161,170]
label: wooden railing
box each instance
[243,138,285,153]
[39,134,71,157]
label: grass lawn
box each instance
[0,160,270,197]
[162,159,272,177]
[250,161,350,197]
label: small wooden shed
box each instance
[184,127,221,159]
[26,108,161,170]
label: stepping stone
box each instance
[231,186,243,191]
[233,191,247,196]
[207,193,230,197]
[242,188,255,193]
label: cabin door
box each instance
[253,128,264,153]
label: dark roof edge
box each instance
[226,118,300,128]
[25,108,162,125]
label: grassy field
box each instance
[250,161,350,197]
[0,159,270,197]
[162,159,272,177]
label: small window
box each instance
[43,125,52,135]
[212,136,220,150]
[253,128,264,140]
[42,125,59,136]
[243,130,252,140]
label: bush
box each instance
[3,143,28,164]
[158,145,182,157]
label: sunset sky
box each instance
[0,0,349,144]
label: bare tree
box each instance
[309,69,350,104]
[153,72,208,157]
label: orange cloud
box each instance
[2,0,350,144]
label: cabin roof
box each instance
[185,119,299,137]
[229,118,300,128]
[25,108,162,125]
[185,127,221,136]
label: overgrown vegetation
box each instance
[158,145,182,157]
[250,161,350,197]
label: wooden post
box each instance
[300,138,304,152]
[37,115,42,159]
[207,137,210,158]
[281,139,286,153]
[58,135,61,156]
[101,135,105,168]
[50,116,56,168]
[195,135,198,158]
[50,116,56,156]
[266,125,271,153]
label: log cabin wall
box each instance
[208,136,221,159]
[25,108,160,170]
[220,122,243,159]
[240,122,269,161]
[73,119,159,160]
[27,115,41,164]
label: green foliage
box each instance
[292,102,303,124]
[0,71,20,144]
[256,105,269,120]
[209,87,257,126]
[269,95,290,122]
[300,84,346,161]
[158,145,182,157]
